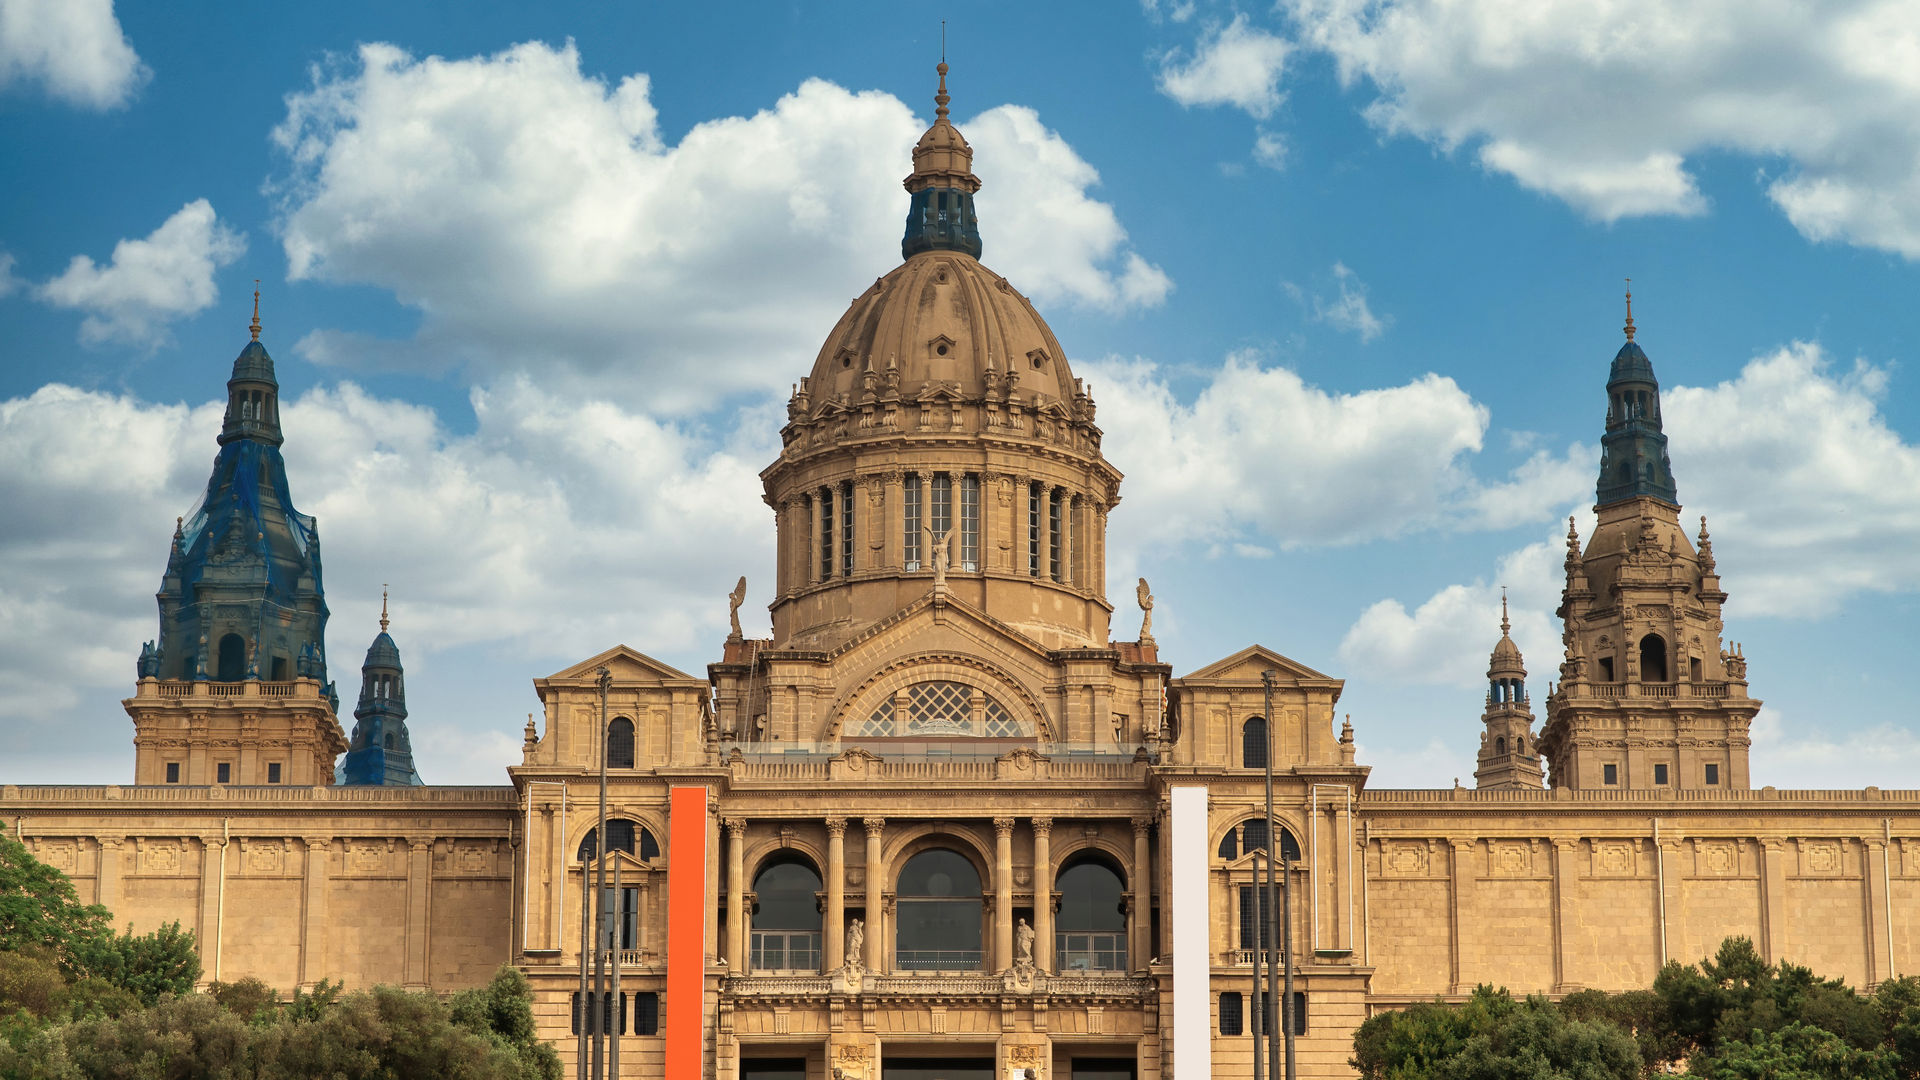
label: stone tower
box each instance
[337,593,424,786]
[1474,595,1544,789]
[1537,294,1759,790]
[127,295,348,785]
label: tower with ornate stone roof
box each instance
[1474,596,1544,790]
[126,295,348,786]
[1536,293,1760,790]
[337,593,424,786]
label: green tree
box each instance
[70,921,201,1006]
[449,966,563,1080]
[0,837,108,966]
[1352,984,1641,1080]
[1693,1020,1898,1080]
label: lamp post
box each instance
[592,666,611,1080]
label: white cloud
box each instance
[272,41,1167,409]
[1252,129,1288,171]
[35,199,245,346]
[1310,262,1388,342]
[1354,734,1477,789]
[0,0,145,109]
[1085,352,1591,566]
[1664,343,1920,616]
[1748,709,1920,790]
[0,379,774,752]
[1280,0,1920,252]
[0,251,19,296]
[1157,14,1292,119]
[1335,339,1920,689]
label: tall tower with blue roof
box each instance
[127,292,349,786]
[337,592,425,786]
[1538,288,1760,791]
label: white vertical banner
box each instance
[1171,784,1211,1080]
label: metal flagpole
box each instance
[1262,670,1283,1080]
[610,853,622,1078]
[577,867,589,1080]
[592,667,611,1080]
[1252,844,1265,1080]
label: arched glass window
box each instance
[750,860,823,972]
[1235,819,1301,862]
[1242,717,1268,769]
[1639,634,1668,682]
[216,633,246,682]
[578,819,656,862]
[607,716,636,769]
[896,849,983,971]
[1056,857,1127,971]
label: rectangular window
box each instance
[1653,763,1669,786]
[1705,763,1720,786]
[840,482,855,577]
[571,991,625,1035]
[818,490,833,581]
[216,762,231,784]
[267,762,281,784]
[1028,483,1042,576]
[1237,884,1281,950]
[903,475,922,570]
[634,991,659,1035]
[165,762,180,784]
[1218,991,1244,1035]
[1048,489,1063,581]
[960,474,980,571]
[930,472,952,549]
[1289,990,1308,1035]
[1603,763,1618,785]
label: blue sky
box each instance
[3,0,1916,786]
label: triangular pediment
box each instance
[541,644,700,686]
[1181,643,1337,685]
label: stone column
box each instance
[863,818,886,971]
[300,835,330,989]
[1866,839,1892,985]
[542,802,559,951]
[1760,839,1787,963]
[995,818,1016,971]
[95,836,123,913]
[1658,837,1684,966]
[1448,839,1474,993]
[1032,818,1054,973]
[809,494,823,584]
[725,819,747,972]
[882,472,904,570]
[1333,802,1353,951]
[197,835,223,981]
[1132,818,1152,971]
[1035,483,1051,580]
[825,818,847,971]
[1550,840,1576,991]
[1059,491,1073,585]
[405,838,431,990]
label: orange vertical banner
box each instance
[667,785,707,1077]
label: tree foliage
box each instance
[1353,938,1920,1079]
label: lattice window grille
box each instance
[907,681,974,735]
[982,697,1022,738]
[854,698,896,737]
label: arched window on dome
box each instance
[847,681,1031,739]
[896,849,983,971]
[818,488,834,582]
[960,474,980,571]
[750,859,823,972]
[903,476,923,570]
[1056,856,1127,971]
[607,716,635,769]
[1639,634,1668,682]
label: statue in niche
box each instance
[726,576,747,641]
[1016,918,1036,965]
[846,917,864,970]
[1136,578,1155,643]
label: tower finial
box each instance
[249,280,261,342]
[1623,277,1635,342]
[935,56,950,121]
[1500,586,1510,635]
[380,584,389,633]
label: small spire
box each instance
[1623,278,1635,341]
[935,59,950,121]
[249,280,262,342]
[1500,587,1511,636]
[379,584,389,633]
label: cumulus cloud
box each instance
[1157,15,1292,119]
[1085,351,1591,563]
[0,0,146,109]
[271,41,1168,408]
[36,199,245,346]
[1252,130,1288,171]
[1280,0,1920,253]
[0,379,775,766]
[1293,261,1388,342]
[1337,339,1920,688]
[1748,709,1920,790]
[0,251,19,297]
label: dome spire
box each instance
[1500,586,1511,636]
[902,54,983,259]
[380,584,390,633]
[1623,278,1635,342]
[249,280,262,342]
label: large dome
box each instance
[802,252,1079,408]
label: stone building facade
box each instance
[4,64,1918,1080]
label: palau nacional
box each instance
[4,64,1917,1080]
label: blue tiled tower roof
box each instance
[337,601,424,787]
[1595,299,1678,507]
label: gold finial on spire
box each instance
[1623,277,1635,341]
[249,280,262,341]
[379,585,389,633]
[1500,586,1510,635]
